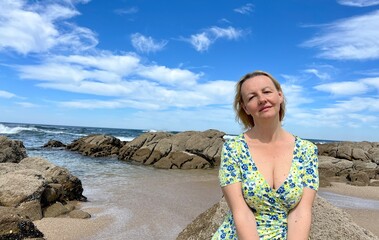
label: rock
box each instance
[319,175,332,187]
[20,157,85,202]
[347,171,370,186]
[177,195,378,240]
[0,156,85,238]
[369,180,379,186]
[67,134,124,157]
[0,136,27,163]
[43,202,69,217]
[0,168,46,207]
[119,129,225,169]
[69,210,91,219]
[0,213,44,239]
[43,140,66,148]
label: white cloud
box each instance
[114,7,138,15]
[337,0,379,7]
[59,99,161,110]
[188,26,244,52]
[190,33,212,52]
[0,0,97,54]
[0,90,16,98]
[131,33,167,53]
[285,96,379,136]
[122,106,238,133]
[16,51,235,109]
[314,81,369,95]
[16,102,38,108]
[234,3,254,15]
[361,77,379,89]
[302,10,379,60]
[282,84,313,107]
[137,65,200,87]
[303,69,331,80]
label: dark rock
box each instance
[43,202,69,218]
[69,210,91,219]
[43,140,66,148]
[0,136,27,163]
[0,213,43,239]
[67,134,124,157]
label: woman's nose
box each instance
[257,95,267,104]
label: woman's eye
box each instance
[249,95,255,100]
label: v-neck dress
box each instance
[212,134,319,240]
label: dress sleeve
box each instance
[219,141,242,187]
[302,143,319,191]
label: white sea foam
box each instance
[0,124,37,134]
[115,136,135,142]
[143,129,158,133]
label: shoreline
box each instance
[33,176,379,239]
[319,182,379,237]
[34,169,222,240]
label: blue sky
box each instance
[1,0,379,141]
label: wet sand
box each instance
[34,172,379,240]
[319,182,379,237]
[34,168,222,240]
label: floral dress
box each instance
[212,134,319,240]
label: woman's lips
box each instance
[259,106,271,112]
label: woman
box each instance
[212,71,318,240]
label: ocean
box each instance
[1,122,378,239]
[0,122,223,239]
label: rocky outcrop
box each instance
[67,134,125,157]
[0,157,85,217]
[0,136,89,239]
[177,196,378,240]
[317,142,379,186]
[43,139,66,148]
[0,136,27,163]
[0,211,44,240]
[118,129,225,169]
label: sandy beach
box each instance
[34,169,223,240]
[319,182,379,237]
[34,173,379,240]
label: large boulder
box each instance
[0,157,85,221]
[177,196,378,240]
[67,134,125,157]
[0,136,27,163]
[317,142,379,185]
[118,129,225,169]
[0,211,44,239]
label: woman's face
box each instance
[240,75,283,122]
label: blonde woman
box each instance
[212,71,318,240]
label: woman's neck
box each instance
[247,120,285,143]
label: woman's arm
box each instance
[287,188,316,240]
[222,182,260,240]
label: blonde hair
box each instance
[233,70,286,129]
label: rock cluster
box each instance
[66,134,125,157]
[62,130,225,169]
[118,129,225,169]
[317,141,379,186]
[0,136,88,239]
[177,196,379,240]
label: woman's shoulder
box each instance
[223,133,246,149]
[295,136,318,151]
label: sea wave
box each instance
[115,136,135,142]
[0,124,38,134]
[0,123,85,136]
